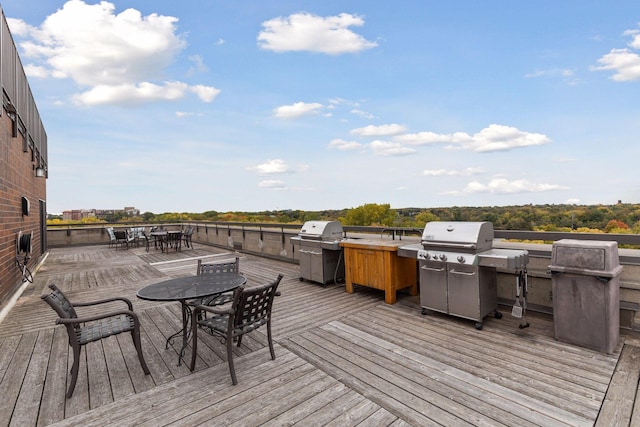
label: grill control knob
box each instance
[457,255,466,263]
[439,254,447,261]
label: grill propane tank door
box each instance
[448,264,497,322]
[447,264,481,320]
[419,260,448,314]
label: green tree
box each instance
[343,203,396,226]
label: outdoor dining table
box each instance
[149,230,182,252]
[136,272,247,364]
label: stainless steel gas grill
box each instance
[291,221,345,286]
[400,221,530,329]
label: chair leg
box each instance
[267,321,276,360]
[131,329,150,374]
[67,343,81,398]
[189,318,198,371]
[227,335,237,385]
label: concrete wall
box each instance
[46,224,640,330]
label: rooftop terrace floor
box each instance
[1,243,640,426]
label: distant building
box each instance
[62,207,140,221]
[0,8,49,305]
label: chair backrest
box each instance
[106,227,116,240]
[113,230,127,240]
[197,257,240,275]
[232,274,282,332]
[41,284,79,328]
[130,227,144,238]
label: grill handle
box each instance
[422,242,476,250]
[420,265,445,273]
[449,269,477,277]
[299,249,322,255]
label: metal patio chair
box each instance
[191,257,241,307]
[182,226,194,249]
[41,284,150,398]
[113,230,133,249]
[189,274,283,384]
[106,227,116,248]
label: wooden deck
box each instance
[1,243,640,426]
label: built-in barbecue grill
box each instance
[401,221,529,329]
[291,221,345,286]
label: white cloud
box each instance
[274,102,323,119]
[351,123,407,137]
[13,0,219,106]
[350,109,376,119]
[257,12,377,55]
[524,68,575,79]
[592,25,640,81]
[247,159,289,174]
[328,138,363,151]
[187,55,209,75]
[592,48,640,81]
[258,180,288,190]
[423,167,485,176]
[395,131,456,145]
[6,18,34,36]
[190,85,221,102]
[369,140,416,156]
[71,81,189,106]
[448,178,568,195]
[395,125,549,152]
[23,64,50,78]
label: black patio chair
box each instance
[189,274,283,384]
[191,257,241,307]
[113,230,133,250]
[41,284,150,398]
[165,231,182,252]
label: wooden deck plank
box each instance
[315,323,539,427]
[283,333,468,427]
[1,244,639,426]
[8,329,53,427]
[347,305,608,417]
[37,327,70,426]
[259,381,352,426]
[0,333,37,426]
[595,344,640,426]
[328,320,595,426]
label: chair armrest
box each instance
[193,304,234,317]
[71,296,134,311]
[56,310,140,325]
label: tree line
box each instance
[48,202,640,234]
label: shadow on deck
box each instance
[1,243,639,426]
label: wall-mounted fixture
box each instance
[35,166,45,178]
[21,196,30,216]
[6,103,17,138]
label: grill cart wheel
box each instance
[494,310,502,319]
[421,308,428,315]
[475,322,483,330]
[299,277,304,281]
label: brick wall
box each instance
[0,109,46,305]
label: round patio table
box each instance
[137,272,247,364]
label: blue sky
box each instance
[4,1,640,214]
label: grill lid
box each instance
[421,221,494,252]
[298,221,343,241]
